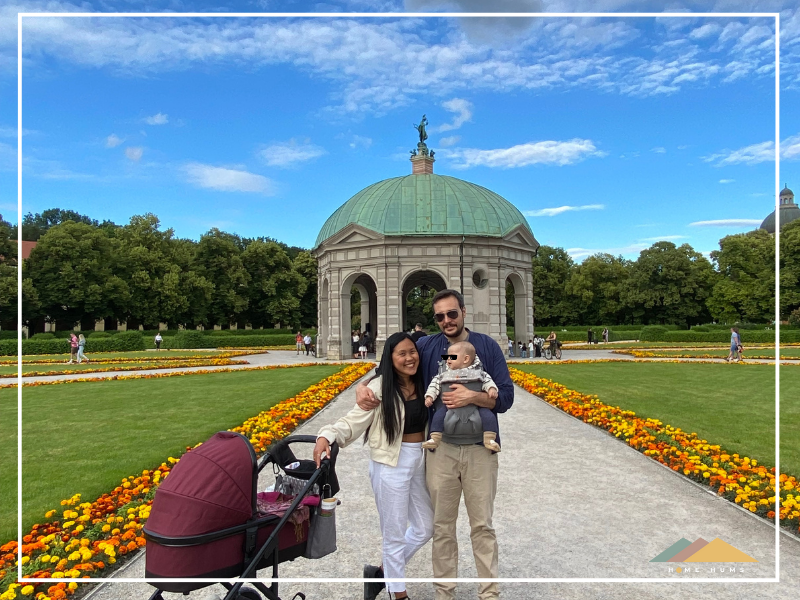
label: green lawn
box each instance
[513,362,798,479]
[1,365,341,543]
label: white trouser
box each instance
[369,442,434,593]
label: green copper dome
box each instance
[314,174,533,248]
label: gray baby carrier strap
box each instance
[435,378,484,445]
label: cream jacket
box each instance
[317,377,416,467]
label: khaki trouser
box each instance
[426,441,499,600]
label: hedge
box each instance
[163,333,298,349]
[3,331,146,356]
[663,330,797,344]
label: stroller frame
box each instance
[144,434,336,600]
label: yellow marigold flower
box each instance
[68,551,80,561]
[68,583,78,591]
[63,521,75,528]
[40,554,51,562]
[45,510,56,518]
[52,571,64,578]
[102,525,111,532]
[74,525,84,533]
[20,586,34,596]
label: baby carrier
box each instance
[143,432,339,600]
[435,367,485,445]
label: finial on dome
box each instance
[411,114,435,174]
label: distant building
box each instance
[760,185,800,233]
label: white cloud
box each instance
[783,134,800,161]
[567,243,648,260]
[125,147,143,161]
[689,219,762,227]
[689,23,722,40]
[524,203,604,217]
[144,113,168,125]
[349,135,372,149]
[448,139,604,169]
[638,235,687,242]
[438,135,461,147]
[651,146,666,153]
[105,134,123,148]
[259,140,327,168]
[434,98,473,133]
[0,126,35,138]
[184,163,274,194]
[719,179,735,184]
[703,141,773,166]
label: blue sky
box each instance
[1,1,798,261]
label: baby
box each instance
[422,341,501,453]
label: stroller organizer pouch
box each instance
[143,432,339,600]
[436,369,486,445]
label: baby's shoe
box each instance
[483,432,501,453]
[422,432,442,450]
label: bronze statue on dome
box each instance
[414,115,429,143]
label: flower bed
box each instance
[613,350,799,361]
[1,358,248,379]
[509,367,799,535]
[0,362,374,599]
[0,350,264,367]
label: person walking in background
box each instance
[154,332,163,351]
[295,331,304,355]
[352,330,361,359]
[527,339,534,358]
[76,334,89,363]
[587,328,594,344]
[411,323,428,342]
[518,340,526,358]
[67,333,79,364]
[303,333,312,356]
[508,338,514,358]
[602,328,609,344]
[728,327,741,363]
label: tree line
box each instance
[1,209,798,332]
[525,221,799,328]
[0,210,317,331]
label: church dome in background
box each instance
[760,184,800,233]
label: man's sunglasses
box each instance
[434,310,460,323]
[441,354,458,360]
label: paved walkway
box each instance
[86,374,798,600]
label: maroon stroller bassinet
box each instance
[144,432,339,600]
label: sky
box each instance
[0,0,799,262]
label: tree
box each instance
[0,215,17,328]
[565,253,632,324]
[707,229,775,324]
[20,208,116,241]
[293,251,318,328]
[23,221,130,327]
[623,242,715,326]
[780,220,800,322]
[531,245,578,326]
[194,229,249,327]
[241,240,305,328]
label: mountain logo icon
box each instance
[650,537,757,562]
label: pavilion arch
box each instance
[400,268,448,331]
[504,271,532,347]
[338,272,378,359]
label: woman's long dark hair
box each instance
[369,331,425,445]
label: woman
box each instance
[67,333,79,364]
[352,330,361,359]
[76,334,89,363]
[546,330,558,354]
[314,332,432,600]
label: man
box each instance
[411,322,428,342]
[357,289,513,600]
[303,333,312,356]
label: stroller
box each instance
[143,432,339,600]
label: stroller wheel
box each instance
[234,586,262,600]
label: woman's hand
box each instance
[314,437,331,468]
